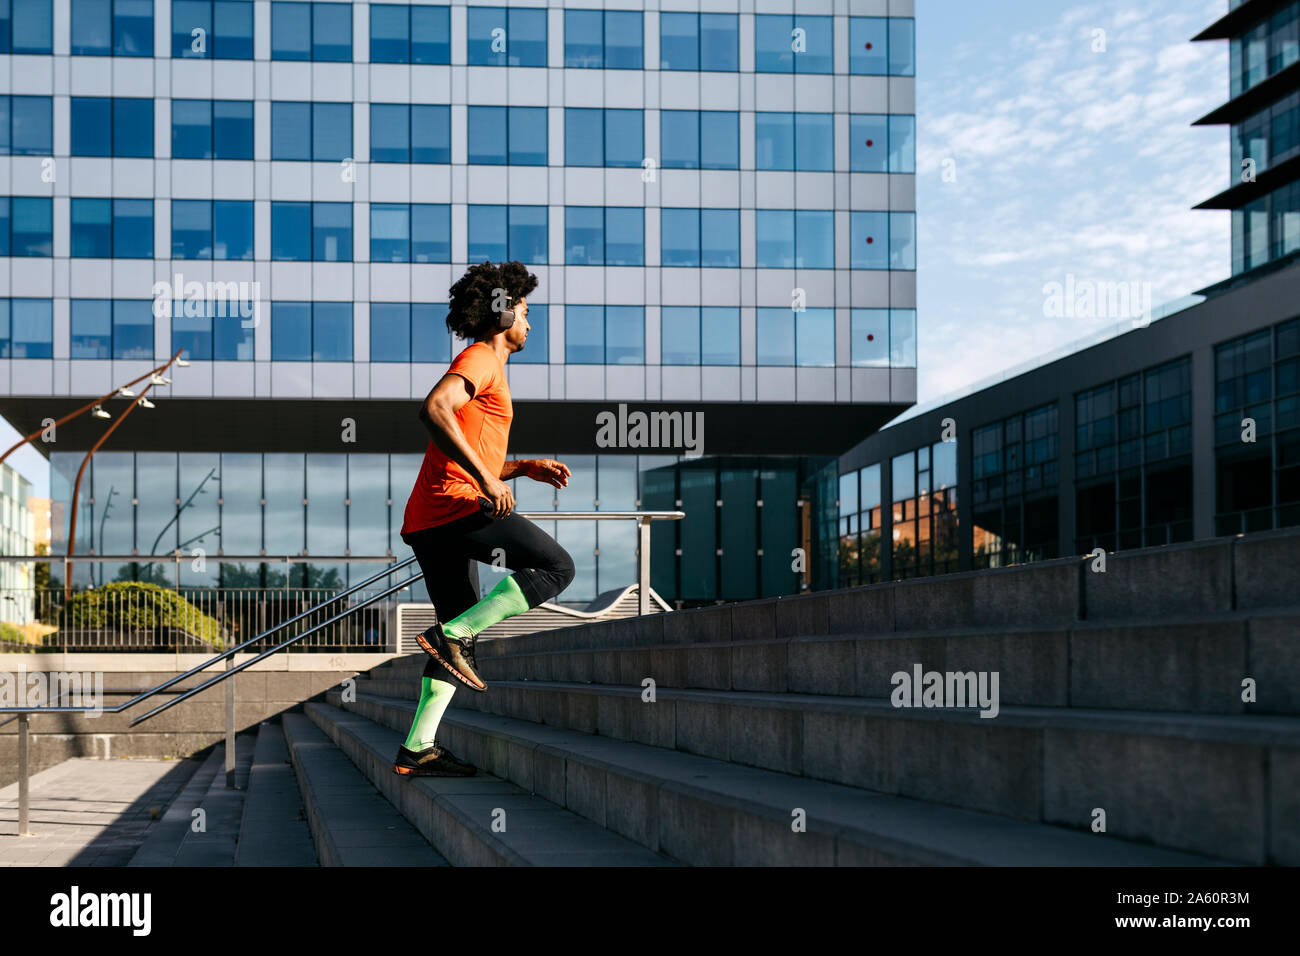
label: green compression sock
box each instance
[403,676,457,751]
[442,575,530,640]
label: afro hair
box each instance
[445,260,539,341]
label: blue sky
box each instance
[913,0,1230,406]
[1,0,1234,500]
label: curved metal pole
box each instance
[62,347,187,598]
[0,350,183,468]
[64,380,158,600]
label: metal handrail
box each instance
[0,509,684,836]
[0,510,686,716]
[0,555,419,721]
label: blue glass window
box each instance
[755,15,832,74]
[172,99,253,159]
[271,302,312,360]
[660,12,738,72]
[113,300,153,358]
[71,97,153,157]
[565,108,643,168]
[370,4,449,64]
[890,212,916,270]
[850,211,889,270]
[75,0,152,56]
[661,110,738,169]
[756,308,795,366]
[795,210,834,269]
[466,6,546,67]
[71,299,113,359]
[512,303,547,364]
[370,302,411,361]
[467,106,546,165]
[412,204,450,263]
[412,303,450,362]
[795,308,835,366]
[756,210,793,268]
[606,208,644,266]
[508,206,547,265]
[702,307,740,365]
[2,299,54,358]
[850,115,889,173]
[849,18,888,75]
[411,105,451,163]
[173,0,253,59]
[369,204,449,263]
[312,203,353,261]
[564,9,640,69]
[850,309,889,367]
[312,302,352,360]
[3,197,53,257]
[4,0,54,54]
[468,205,507,263]
[565,207,645,266]
[213,200,254,259]
[370,104,407,163]
[114,198,153,258]
[272,302,352,361]
[370,204,409,262]
[606,306,644,364]
[171,299,254,362]
[662,208,740,268]
[564,207,602,266]
[889,115,915,173]
[271,202,309,260]
[71,199,112,257]
[564,9,601,68]
[173,200,253,259]
[755,112,833,171]
[565,305,602,364]
[891,309,916,366]
[172,299,212,361]
[272,1,350,61]
[661,306,699,364]
[889,19,915,77]
[272,102,352,161]
[370,302,451,362]
[2,96,53,155]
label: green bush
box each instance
[59,582,227,649]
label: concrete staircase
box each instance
[127,528,1298,866]
[329,528,1300,866]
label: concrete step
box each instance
[380,530,1300,669]
[329,689,1229,867]
[169,734,256,867]
[304,700,673,866]
[235,720,318,866]
[128,746,226,866]
[353,675,1299,865]
[373,611,1300,716]
[281,712,449,866]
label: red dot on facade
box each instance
[865,43,873,50]
[866,139,874,147]
[866,237,874,244]
[867,334,874,341]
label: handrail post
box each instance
[225,655,235,788]
[638,516,651,616]
[17,712,31,836]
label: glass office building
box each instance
[1194,0,1300,281]
[2,2,918,606]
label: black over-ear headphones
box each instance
[497,306,517,330]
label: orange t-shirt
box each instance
[401,342,513,534]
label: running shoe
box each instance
[416,620,488,692]
[392,743,477,777]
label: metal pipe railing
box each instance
[0,510,683,834]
